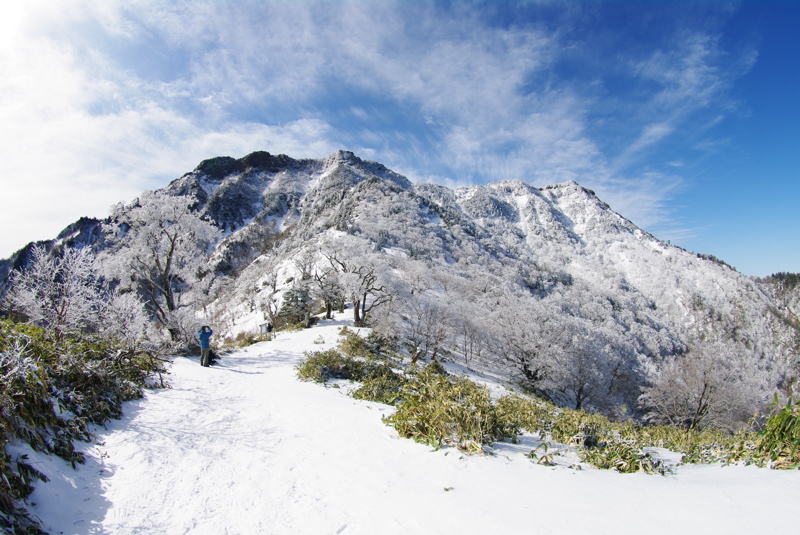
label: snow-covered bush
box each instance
[3,244,153,352]
[385,363,515,452]
[0,321,169,533]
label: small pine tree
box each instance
[277,286,314,327]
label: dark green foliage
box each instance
[295,348,368,383]
[277,287,314,327]
[494,394,551,435]
[195,156,245,180]
[351,369,406,405]
[696,253,734,270]
[338,328,398,362]
[296,328,406,404]
[385,364,514,452]
[495,392,762,473]
[295,347,401,389]
[757,395,800,469]
[0,320,169,533]
[763,272,800,293]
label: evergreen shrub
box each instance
[351,370,406,405]
[757,395,800,469]
[297,328,778,471]
[493,391,761,472]
[295,349,366,383]
[295,347,403,393]
[385,364,514,452]
[338,327,399,363]
[0,320,169,533]
[494,394,553,435]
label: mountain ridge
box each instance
[1,149,798,421]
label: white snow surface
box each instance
[28,312,800,535]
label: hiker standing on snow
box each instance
[198,326,213,367]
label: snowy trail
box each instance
[28,313,800,534]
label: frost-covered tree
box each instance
[402,299,450,363]
[455,314,487,366]
[488,296,568,398]
[638,342,773,431]
[321,237,394,326]
[312,264,345,319]
[102,192,220,340]
[96,288,153,352]
[4,244,151,347]
[277,285,315,327]
[4,245,98,340]
[547,326,617,411]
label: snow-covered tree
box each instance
[312,264,345,319]
[488,295,567,398]
[321,237,395,326]
[96,288,153,352]
[277,285,315,327]
[102,192,220,340]
[547,326,617,411]
[4,244,151,348]
[402,298,451,363]
[455,314,487,366]
[638,342,773,431]
[4,245,99,340]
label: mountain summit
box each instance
[1,150,797,423]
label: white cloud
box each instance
[0,1,754,257]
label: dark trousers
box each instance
[201,348,210,366]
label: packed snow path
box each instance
[30,313,800,534]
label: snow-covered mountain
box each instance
[2,150,798,421]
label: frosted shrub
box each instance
[0,321,169,533]
[385,364,513,452]
[295,349,363,383]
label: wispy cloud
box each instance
[0,0,754,257]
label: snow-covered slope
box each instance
[25,313,800,535]
[1,149,798,419]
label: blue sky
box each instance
[0,0,797,277]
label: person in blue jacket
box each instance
[197,325,213,367]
